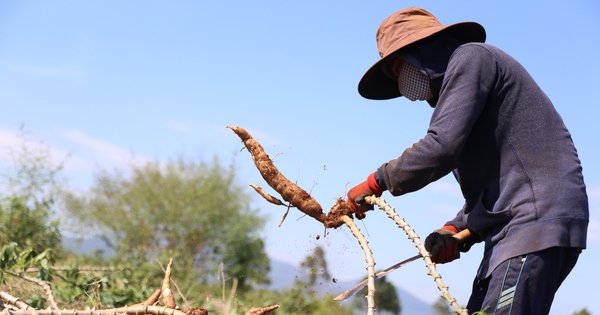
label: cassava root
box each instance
[227,126,352,228]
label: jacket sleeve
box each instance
[376,44,499,196]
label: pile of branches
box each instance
[0,259,278,315]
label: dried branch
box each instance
[365,196,468,315]
[2,258,286,315]
[4,271,58,310]
[0,305,187,315]
[340,215,376,315]
[226,278,238,314]
[214,262,238,315]
[0,291,32,310]
[24,266,129,273]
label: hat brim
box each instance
[358,22,486,100]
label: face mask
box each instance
[396,59,434,101]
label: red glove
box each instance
[347,173,384,219]
[424,225,461,264]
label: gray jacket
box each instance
[375,43,589,278]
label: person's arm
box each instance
[376,44,499,196]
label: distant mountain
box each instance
[63,236,115,256]
[268,259,438,315]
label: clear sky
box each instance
[1,1,599,314]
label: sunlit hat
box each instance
[358,7,486,100]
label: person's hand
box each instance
[347,173,384,219]
[424,225,462,264]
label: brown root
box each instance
[228,126,327,222]
[185,308,209,315]
[324,198,352,228]
[227,126,354,228]
[161,258,176,308]
[245,305,279,315]
[249,184,285,206]
[136,289,161,306]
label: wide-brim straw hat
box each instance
[358,7,486,100]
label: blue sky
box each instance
[1,1,599,314]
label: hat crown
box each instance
[358,7,485,100]
[376,7,443,58]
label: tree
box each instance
[432,296,453,315]
[572,308,591,315]
[354,276,401,315]
[62,155,269,291]
[0,196,61,255]
[1,128,66,209]
[297,245,331,287]
[0,129,65,254]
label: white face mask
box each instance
[396,60,433,101]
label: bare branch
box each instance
[340,215,376,315]
[0,305,187,315]
[24,266,129,273]
[0,291,32,310]
[4,271,58,310]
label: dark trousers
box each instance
[466,247,581,315]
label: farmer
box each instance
[346,7,589,314]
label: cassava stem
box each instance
[0,292,32,310]
[0,306,187,315]
[341,215,377,315]
[4,271,58,310]
[365,196,468,315]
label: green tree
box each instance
[432,297,453,315]
[0,197,61,255]
[1,128,66,209]
[0,129,65,254]
[297,245,331,287]
[62,156,269,291]
[267,245,357,314]
[572,308,591,315]
[354,275,401,315]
